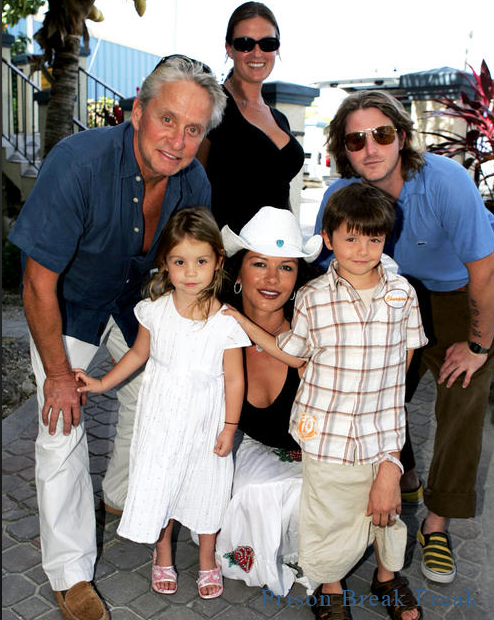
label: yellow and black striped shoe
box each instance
[417,521,456,583]
[401,482,424,506]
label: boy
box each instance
[225,183,427,620]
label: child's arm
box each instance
[73,325,151,394]
[366,454,402,527]
[366,346,418,524]
[214,347,244,457]
[222,306,305,368]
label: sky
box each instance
[82,0,493,87]
[29,0,493,118]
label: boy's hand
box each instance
[213,426,236,457]
[366,461,402,527]
[72,368,105,394]
[222,304,248,329]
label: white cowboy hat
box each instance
[221,207,322,263]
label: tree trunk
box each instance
[43,33,80,157]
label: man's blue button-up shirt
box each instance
[9,121,211,346]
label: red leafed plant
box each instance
[422,60,493,205]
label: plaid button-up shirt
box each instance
[277,261,427,465]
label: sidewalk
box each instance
[3,314,494,620]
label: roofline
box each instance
[313,76,400,89]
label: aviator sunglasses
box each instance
[153,54,212,74]
[232,36,280,52]
[344,125,398,152]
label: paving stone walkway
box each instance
[3,318,494,619]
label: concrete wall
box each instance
[262,82,320,219]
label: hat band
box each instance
[247,240,304,253]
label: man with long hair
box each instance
[314,90,494,586]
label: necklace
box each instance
[255,317,286,353]
[227,79,264,111]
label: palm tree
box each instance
[33,0,145,157]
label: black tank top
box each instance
[239,366,301,451]
[206,87,305,233]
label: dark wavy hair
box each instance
[223,250,318,321]
[144,207,225,320]
[327,90,424,180]
[321,182,396,240]
[225,2,280,44]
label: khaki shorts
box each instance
[299,453,406,583]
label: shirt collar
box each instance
[327,259,388,291]
[121,121,141,179]
[398,154,429,202]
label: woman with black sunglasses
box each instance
[197,2,304,234]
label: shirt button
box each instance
[125,279,130,284]
[135,175,141,182]
[133,197,139,203]
[134,227,140,233]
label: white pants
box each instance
[101,320,142,510]
[30,319,143,591]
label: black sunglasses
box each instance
[344,125,398,152]
[153,54,212,74]
[232,36,280,53]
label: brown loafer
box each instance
[53,581,109,620]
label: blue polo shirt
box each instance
[313,153,494,290]
[9,121,211,346]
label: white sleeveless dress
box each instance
[117,293,250,543]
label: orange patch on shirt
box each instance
[296,413,318,440]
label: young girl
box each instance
[74,207,250,600]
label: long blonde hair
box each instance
[144,207,225,320]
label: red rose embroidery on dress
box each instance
[224,545,255,573]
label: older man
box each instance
[9,55,226,620]
[314,90,494,585]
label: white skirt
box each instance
[214,435,313,596]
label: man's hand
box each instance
[366,461,402,527]
[438,341,487,388]
[42,371,86,436]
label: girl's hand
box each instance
[213,426,236,457]
[72,368,105,394]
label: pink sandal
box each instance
[197,561,223,599]
[152,550,177,595]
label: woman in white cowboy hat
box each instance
[214,206,322,595]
